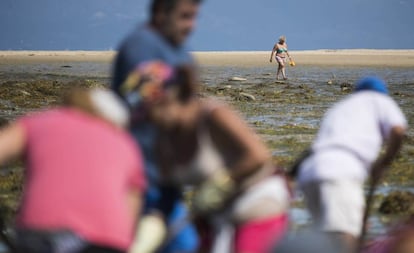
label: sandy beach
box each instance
[194,50,414,67]
[1,49,414,67]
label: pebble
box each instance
[229,77,247,81]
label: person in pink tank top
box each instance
[0,88,146,253]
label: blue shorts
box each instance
[160,202,199,253]
[131,123,199,253]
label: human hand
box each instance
[192,170,236,215]
[129,214,166,253]
[269,58,273,63]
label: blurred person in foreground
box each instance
[363,216,414,253]
[0,88,146,253]
[269,36,293,80]
[112,0,203,252]
[271,229,347,253]
[296,77,407,252]
[139,66,291,253]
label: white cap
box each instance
[89,89,129,128]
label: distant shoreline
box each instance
[1,49,414,67]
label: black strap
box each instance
[0,211,17,253]
[288,148,312,179]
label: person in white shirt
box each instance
[297,76,407,251]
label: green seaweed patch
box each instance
[379,191,414,215]
[258,128,278,136]
[405,135,414,146]
[258,124,317,137]
[0,167,24,224]
[272,155,294,169]
[279,124,317,135]
[0,80,66,110]
[267,137,310,168]
[67,79,107,89]
[0,79,108,120]
[384,161,414,186]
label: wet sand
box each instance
[194,50,414,67]
[0,50,116,63]
[1,49,414,67]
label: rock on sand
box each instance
[229,77,247,81]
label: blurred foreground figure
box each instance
[271,229,347,253]
[0,88,146,253]
[297,77,407,251]
[145,67,291,253]
[364,217,414,253]
[112,1,203,252]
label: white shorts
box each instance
[232,176,290,223]
[300,180,364,237]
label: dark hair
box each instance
[173,65,199,102]
[150,0,203,17]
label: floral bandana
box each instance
[120,61,174,120]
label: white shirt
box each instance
[299,91,407,182]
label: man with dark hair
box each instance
[150,0,203,23]
[112,0,202,91]
[111,1,203,253]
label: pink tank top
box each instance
[17,108,146,250]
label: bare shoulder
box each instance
[199,99,240,126]
[202,99,237,119]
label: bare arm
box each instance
[270,44,277,62]
[208,104,271,181]
[0,123,26,165]
[191,103,271,214]
[285,43,291,59]
[128,194,166,253]
[371,126,406,180]
[127,189,142,228]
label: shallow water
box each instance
[0,61,413,249]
